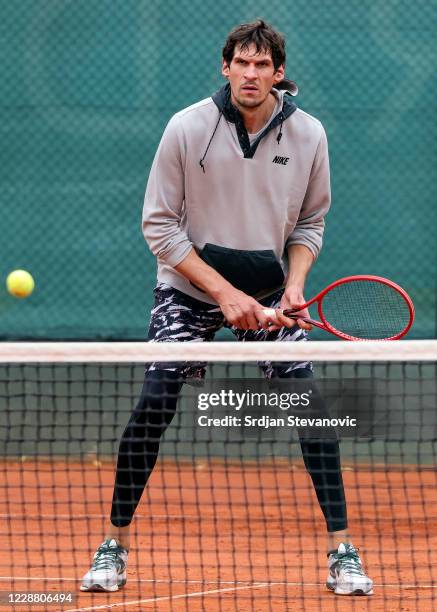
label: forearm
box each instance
[176,249,300,332]
[286,244,315,290]
[174,248,233,301]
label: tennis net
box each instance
[0,341,436,612]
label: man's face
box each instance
[222,43,284,109]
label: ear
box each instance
[221,58,230,79]
[273,64,285,84]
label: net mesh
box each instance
[1,341,436,611]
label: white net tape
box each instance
[0,340,435,362]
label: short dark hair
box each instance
[222,19,286,71]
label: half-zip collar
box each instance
[211,82,297,159]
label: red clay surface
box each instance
[0,458,436,612]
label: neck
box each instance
[231,91,277,133]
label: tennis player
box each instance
[81,19,373,597]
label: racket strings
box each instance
[320,281,412,340]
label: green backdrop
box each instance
[1,1,436,339]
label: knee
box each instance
[132,369,182,432]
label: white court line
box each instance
[0,577,249,585]
[63,583,272,612]
[1,576,436,589]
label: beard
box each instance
[234,90,269,109]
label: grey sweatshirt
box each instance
[142,84,331,304]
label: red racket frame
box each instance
[279,275,415,341]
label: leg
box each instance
[286,367,348,540]
[109,283,224,537]
[109,370,183,543]
[81,369,182,592]
[81,284,224,591]
[286,368,372,595]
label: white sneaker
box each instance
[326,543,373,595]
[81,539,128,592]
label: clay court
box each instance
[1,458,436,612]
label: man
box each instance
[81,20,373,597]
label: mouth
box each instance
[241,84,258,94]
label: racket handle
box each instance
[282,308,301,317]
[261,308,324,330]
[262,308,302,317]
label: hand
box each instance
[217,287,279,331]
[266,285,312,332]
[282,285,312,330]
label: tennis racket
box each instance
[263,275,414,341]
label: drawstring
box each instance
[199,111,223,173]
[277,112,284,144]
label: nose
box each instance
[244,63,257,80]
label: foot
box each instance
[81,539,128,592]
[326,543,373,595]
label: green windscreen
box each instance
[0,1,435,339]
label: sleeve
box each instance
[142,115,193,267]
[286,125,331,259]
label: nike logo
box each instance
[272,155,290,165]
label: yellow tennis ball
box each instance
[6,270,35,298]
